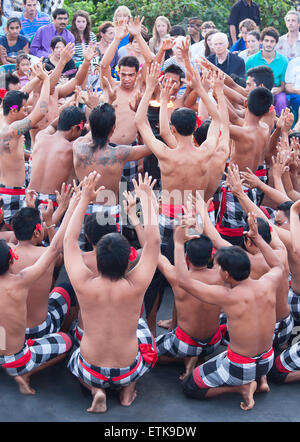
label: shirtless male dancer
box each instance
[174,213,283,410]
[0,196,78,395]
[66,171,160,413]
[0,63,50,225]
[28,106,86,210]
[100,16,153,189]
[9,205,77,340]
[72,102,151,248]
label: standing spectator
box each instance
[246,27,289,115]
[70,10,96,63]
[149,16,171,55]
[228,0,261,45]
[206,32,245,78]
[187,17,202,45]
[0,4,7,36]
[20,0,51,42]
[95,22,118,70]
[29,7,74,58]
[42,0,64,17]
[0,17,29,65]
[276,10,300,61]
[230,18,258,53]
[191,21,216,61]
[238,29,260,61]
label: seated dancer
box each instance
[175,212,283,410]
[66,172,160,413]
[0,196,78,395]
[10,202,77,340]
[0,63,50,226]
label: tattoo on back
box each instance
[75,143,131,167]
[0,135,11,154]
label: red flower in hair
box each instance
[77,120,84,131]
[35,223,42,232]
[196,116,203,127]
[128,247,138,262]
[9,248,19,261]
[0,88,7,99]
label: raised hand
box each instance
[60,42,75,63]
[146,61,161,91]
[81,171,105,203]
[26,189,37,209]
[127,15,145,36]
[240,167,261,189]
[113,18,129,41]
[244,212,259,241]
[83,42,97,62]
[41,199,54,226]
[55,183,74,213]
[225,164,245,196]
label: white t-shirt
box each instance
[285,56,300,88]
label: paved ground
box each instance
[1,288,300,423]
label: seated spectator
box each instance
[20,0,51,42]
[204,29,218,58]
[14,52,31,86]
[206,32,245,78]
[70,10,96,63]
[113,5,131,49]
[30,7,75,59]
[230,18,258,53]
[276,10,300,61]
[95,22,118,71]
[0,16,29,65]
[284,55,300,126]
[238,30,260,61]
[246,26,289,115]
[149,16,171,55]
[0,4,7,36]
[44,36,77,80]
[191,21,216,60]
[187,17,202,45]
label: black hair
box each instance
[216,246,251,281]
[5,72,20,91]
[244,216,271,245]
[96,232,131,280]
[84,213,118,246]
[3,90,29,116]
[6,17,21,28]
[50,36,67,50]
[260,26,280,44]
[247,87,273,117]
[170,107,197,136]
[0,239,12,275]
[193,119,211,146]
[11,207,41,241]
[57,105,86,131]
[277,201,294,220]
[89,103,116,150]
[230,73,246,88]
[53,8,69,19]
[118,55,139,72]
[186,235,213,267]
[246,66,274,91]
[169,25,186,37]
[163,63,185,80]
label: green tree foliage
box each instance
[64,0,297,36]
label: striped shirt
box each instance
[20,11,52,41]
[73,32,97,62]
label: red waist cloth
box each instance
[161,204,184,219]
[39,199,58,207]
[227,346,273,364]
[0,187,25,195]
[2,339,35,369]
[175,324,227,347]
[79,342,157,382]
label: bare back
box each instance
[77,276,144,367]
[30,92,59,145]
[29,132,74,194]
[0,124,26,187]
[224,278,276,356]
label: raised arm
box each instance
[125,173,160,292]
[127,16,153,65]
[290,199,300,257]
[159,76,177,148]
[135,61,169,158]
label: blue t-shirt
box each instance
[0,34,28,57]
